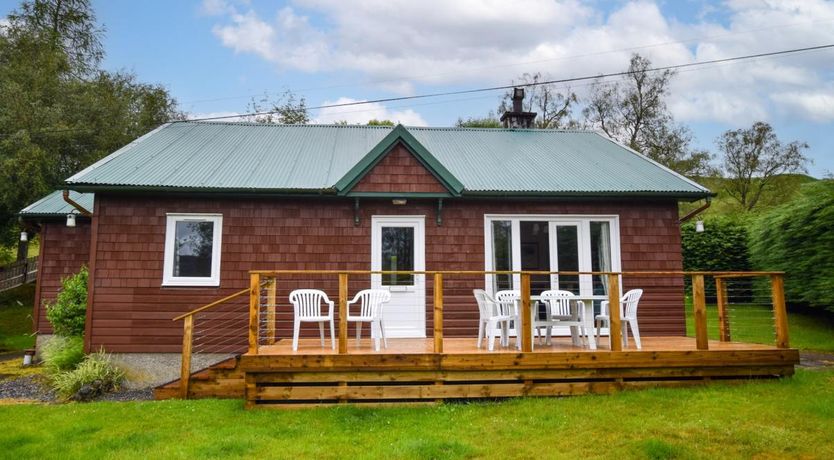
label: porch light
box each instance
[66,213,76,228]
[392,199,407,206]
[20,231,28,242]
[695,220,705,233]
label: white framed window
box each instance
[483,214,621,297]
[163,213,223,287]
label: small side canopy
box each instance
[19,190,94,218]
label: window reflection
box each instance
[173,221,214,277]
[381,227,414,285]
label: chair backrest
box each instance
[473,289,491,318]
[289,289,330,318]
[494,290,519,316]
[539,290,575,317]
[622,289,643,319]
[353,289,391,318]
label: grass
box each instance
[0,368,831,459]
[0,284,35,352]
[684,297,834,352]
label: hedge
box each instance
[681,217,752,301]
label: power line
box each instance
[180,16,834,106]
[180,43,834,123]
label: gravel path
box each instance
[0,374,56,402]
[799,351,834,369]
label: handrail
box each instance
[250,269,785,276]
[172,284,267,321]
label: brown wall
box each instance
[352,144,448,193]
[32,220,91,334]
[87,194,685,352]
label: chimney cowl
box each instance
[500,87,537,129]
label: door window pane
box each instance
[492,221,513,291]
[520,221,550,294]
[381,226,414,285]
[173,221,215,277]
[590,221,612,295]
[556,225,580,294]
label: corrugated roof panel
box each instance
[66,122,710,196]
[19,191,94,216]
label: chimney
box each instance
[500,87,537,129]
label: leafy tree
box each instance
[718,122,809,211]
[499,72,579,129]
[456,113,502,128]
[367,119,394,126]
[584,54,715,177]
[46,266,88,336]
[246,90,309,124]
[0,0,182,247]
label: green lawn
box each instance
[0,368,832,459]
[684,298,834,352]
[0,284,35,352]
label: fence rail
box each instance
[0,256,38,292]
[172,270,789,399]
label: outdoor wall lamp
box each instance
[695,220,705,233]
[392,199,407,206]
[66,213,76,227]
[20,231,28,242]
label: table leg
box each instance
[585,302,597,350]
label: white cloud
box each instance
[312,97,427,126]
[771,89,834,123]
[202,0,834,124]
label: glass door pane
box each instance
[554,224,580,294]
[381,226,414,286]
[491,220,513,292]
[520,221,550,294]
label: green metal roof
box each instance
[66,121,711,199]
[19,191,94,217]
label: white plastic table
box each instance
[528,294,608,351]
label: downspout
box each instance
[62,190,92,217]
[678,197,711,224]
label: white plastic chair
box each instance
[540,290,588,346]
[347,289,391,351]
[473,289,517,351]
[289,289,335,351]
[494,290,523,350]
[596,289,643,349]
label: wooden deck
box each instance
[156,336,799,407]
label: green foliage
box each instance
[367,119,395,126]
[0,283,36,351]
[45,266,88,336]
[41,335,85,372]
[246,90,308,124]
[455,114,502,128]
[749,180,834,312]
[50,349,124,399]
[681,217,752,300]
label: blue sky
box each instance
[2,0,833,176]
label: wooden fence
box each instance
[0,256,38,292]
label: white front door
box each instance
[371,216,426,338]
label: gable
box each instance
[351,143,449,194]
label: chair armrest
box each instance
[348,292,363,306]
[600,300,609,316]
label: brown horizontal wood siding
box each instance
[352,144,448,193]
[32,220,91,334]
[87,194,684,353]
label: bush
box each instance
[749,180,834,313]
[41,335,85,372]
[45,266,88,336]
[681,217,753,301]
[51,349,125,400]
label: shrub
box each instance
[45,266,88,336]
[51,349,125,400]
[749,180,834,313]
[681,217,752,301]
[41,335,85,372]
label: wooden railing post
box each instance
[248,272,261,355]
[715,277,731,342]
[338,273,348,354]
[266,277,277,345]
[771,274,790,349]
[433,273,444,353]
[607,274,622,352]
[179,315,193,399]
[692,274,709,350]
[520,273,533,352]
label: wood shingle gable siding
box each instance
[86,194,684,353]
[351,144,449,194]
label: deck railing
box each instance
[0,256,38,292]
[173,270,789,399]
